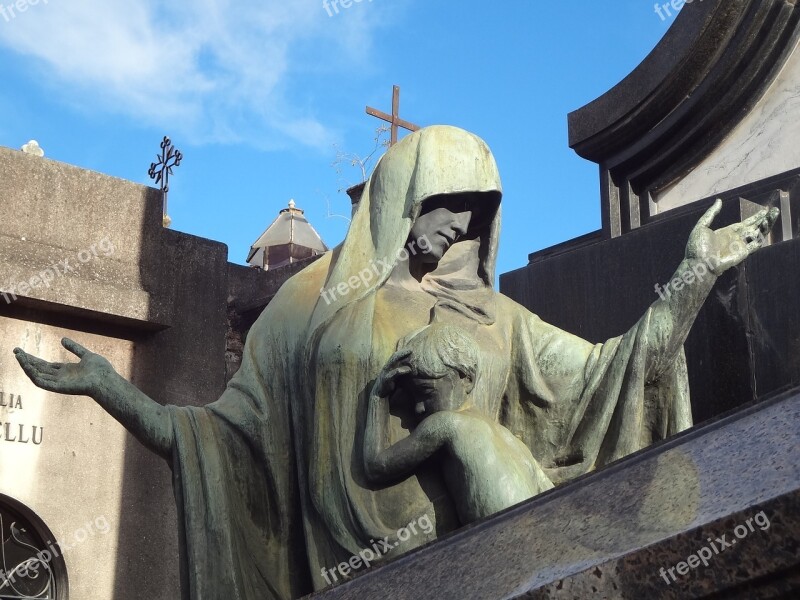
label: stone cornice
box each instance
[568,0,800,196]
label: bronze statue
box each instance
[364,323,554,524]
[13,126,778,599]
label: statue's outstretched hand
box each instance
[686,199,779,276]
[14,338,114,397]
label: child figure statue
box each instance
[364,322,554,525]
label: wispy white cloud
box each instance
[0,0,392,149]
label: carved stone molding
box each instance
[568,0,800,237]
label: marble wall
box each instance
[1,324,136,599]
[656,45,800,212]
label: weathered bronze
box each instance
[364,323,554,524]
[13,126,779,599]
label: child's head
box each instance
[401,323,479,417]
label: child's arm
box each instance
[363,352,448,483]
[364,352,411,482]
[365,412,449,483]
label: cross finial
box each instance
[148,136,183,227]
[366,85,420,146]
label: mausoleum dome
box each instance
[247,199,328,270]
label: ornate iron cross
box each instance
[366,85,420,145]
[148,136,183,223]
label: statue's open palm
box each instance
[686,199,779,275]
[14,338,113,397]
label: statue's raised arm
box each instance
[644,199,779,381]
[13,338,174,459]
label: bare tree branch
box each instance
[332,125,391,192]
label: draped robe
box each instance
[166,126,693,599]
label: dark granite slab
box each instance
[501,185,800,427]
[307,389,800,599]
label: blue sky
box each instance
[0,0,678,276]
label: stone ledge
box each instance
[0,264,161,330]
[309,390,800,599]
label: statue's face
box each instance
[408,370,472,417]
[409,193,480,263]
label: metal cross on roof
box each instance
[148,136,183,224]
[365,85,420,146]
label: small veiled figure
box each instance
[364,323,554,524]
[13,126,779,599]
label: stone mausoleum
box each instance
[0,152,323,599]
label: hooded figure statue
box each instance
[14,125,779,599]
